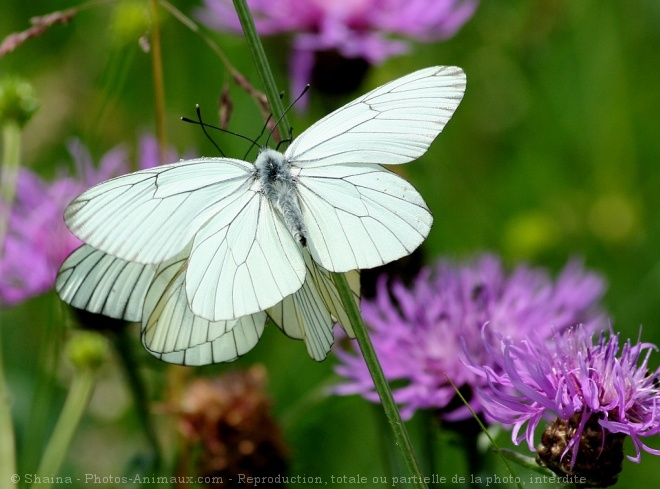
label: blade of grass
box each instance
[231,0,290,138]
[31,370,95,489]
[332,272,428,489]
[0,324,17,489]
[231,2,428,486]
[149,0,167,163]
[447,376,525,489]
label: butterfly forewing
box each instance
[186,189,306,321]
[64,159,255,264]
[285,66,465,168]
[285,66,463,272]
[64,158,306,322]
[297,164,432,272]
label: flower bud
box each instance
[537,413,625,488]
[0,77,39,127]
[178,366,288,486]
[65,331,110,371]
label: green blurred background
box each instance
[2,0,660,487]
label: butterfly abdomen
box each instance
[255,148,307,246]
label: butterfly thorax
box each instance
[255,148,307,246]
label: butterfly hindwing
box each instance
[151,313,265,366]
[142,251,267,365]
[306,264,360,339]
[56,244,267,366]
[56,244,156,321]
[267,251,360,360]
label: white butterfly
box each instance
[56,65,465,364]
[57,244,360,364]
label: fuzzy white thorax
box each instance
[255,148,307,246]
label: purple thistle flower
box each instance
[0,141,127,305]
[0,136,186,305]
[333,254,607,421]
[197,0,477,105]
[470,327,660,486]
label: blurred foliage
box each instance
[2,0,660,487]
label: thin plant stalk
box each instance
[231,2,427,486]
[31,369,96,489]
[448,377,525,489]
[231,0,291,138]
[0,326,18,489]
[0,118,20,489]
[149,0,167,164]
[233,0,427,488]
[114,328,162,469]
[0,120,21,253]
[332,272,428,489]
[0,80,35,487]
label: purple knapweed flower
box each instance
[0,135,186,305]
[198,0,477,105]
[0,141,127,305]
[470,327,660,486]
[333,254,607,421]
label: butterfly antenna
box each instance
[181,105,225,156]
[275,126,294,152]
[181,104,260,156]
[242,90,286,159]
[265,84,310,148]
[242,113,274,160]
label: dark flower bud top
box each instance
[537,412,625,488]
[178,366,288,487]
[470,326,660,486]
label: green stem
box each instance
[231,0,291,138]
[499,449,550,476]
[31,370,96,489]
[23,299,66,474]
[1,121,21,254]
[372,404,401,481]
[448,378,525,489]
[114,328,162,469]
[0,121,21,488]
[149,0,167,164]
[332,272,428,489]
[232,1,427,485]
[420,411,439,488]
[0,325,18,489]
